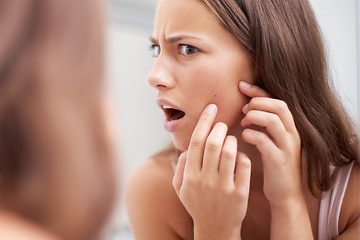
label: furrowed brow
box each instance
[149,35,201,44]
[166,35,200,43]
[149,36,158,44]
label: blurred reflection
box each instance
[0,0,116,239]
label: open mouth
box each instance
[163,105,185,121]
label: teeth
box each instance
[163,105,172,109]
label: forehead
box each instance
[153,0,222,38]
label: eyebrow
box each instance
[149,35,202,44]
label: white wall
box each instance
[309,0,358,122]
[105,0,359,231]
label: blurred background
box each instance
[104,0,359,239]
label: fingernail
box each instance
[171,161,177,172]
[240,81,251,88]
[205,104,217,114]
[241,117,246,126]
[242,103,248,113]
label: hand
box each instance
[239,81,304,208]
[173,104,251,240]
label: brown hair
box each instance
[0,0,115,239]
[201,0,360,197]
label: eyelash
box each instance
[149,44,199,57]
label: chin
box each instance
[171,135,190,152]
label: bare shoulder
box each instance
[125,151,193,240]
[338,161,360,238]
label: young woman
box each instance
[0,0,116,239]
[126,0,360,239]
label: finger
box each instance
[202,122,228,175]
[219,135,238,185]
[239,81,271,98]
[186,104,217,172]
[242,128,282,163]
[173,151,187,195]
[241,110,288,148]
[242,97,297,134]
[234,153,251,197]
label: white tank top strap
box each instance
[318,161,355,240]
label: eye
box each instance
[150,44,161,57]
[179,44,198,56]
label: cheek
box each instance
[201,70,250,128]
[205,59,254,126]
[185,64,228,99]
[179,59,252,138]
[212,85,249,127]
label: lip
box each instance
[156,98,186,132]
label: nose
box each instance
[147,57,175,90]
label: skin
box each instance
[126,0,360,239]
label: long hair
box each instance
[201,0,360,197]
[0,0,115,239]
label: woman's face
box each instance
[148,0,255,151]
